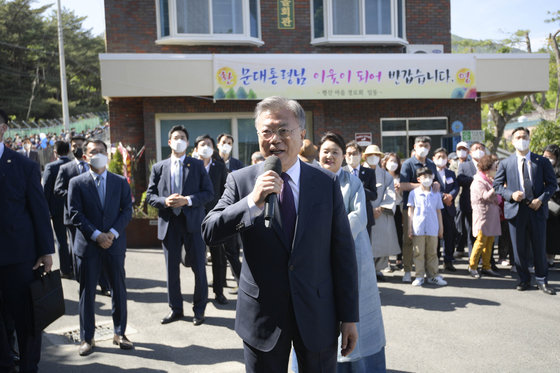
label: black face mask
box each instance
[73,148,83,159]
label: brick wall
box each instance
[105,0,450,54]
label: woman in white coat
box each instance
[363,145,401,275]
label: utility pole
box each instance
[56,0,70,132]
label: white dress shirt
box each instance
[0,142,4,159]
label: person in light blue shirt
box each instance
[407,167,446,287]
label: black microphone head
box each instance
[263,155,282,175]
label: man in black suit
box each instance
[68,139,133,355]
[42,140,73,277]
[0,109,55,372]
[217,133,245,171]
[344,140,377,233]
[203,96,358,372]
[433,148,459,271]
[18,137,40,164]
[147,126,214,326]
[194,134,231,305]
[494,127,557,295]
[55,136,111,294]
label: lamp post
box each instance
[56,0,70,132]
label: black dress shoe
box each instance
[79,340,94,356]
[516,281,531,291]
[61,272,74,280]
[113,334,134,349]
[480,268,501,277]
[215,294,228,305]
[444,262,456,272]
[376,272,386,282]
[193,314,205,326]
[537,283,557,295]
[99,288,111,297]
[161,310,184,324]
[491,264,500,272]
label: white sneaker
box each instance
[469,269,481,279]
[412,277,424,286]
[428,276,448,286]
[402,272,412,283]
[500,260,510,266]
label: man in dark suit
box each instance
[217,133,245,171]
[147,125,214,326]
[68,139,133,355]
[0,109,55,372]
[42,140,73,277]
[344,140,377,233]
[194,134,231,305]
[18,137,40,164]
[456,141,486,257]
[54,136,111,294]
[202,97,359,372]
[494,127,557,295]
[433,148,459,271]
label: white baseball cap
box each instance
[456,141,469,150]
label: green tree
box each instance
[530,118,560,154]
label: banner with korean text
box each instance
[213,54,476,100]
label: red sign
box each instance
[355,132,372,147]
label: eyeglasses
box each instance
[257,127,298,140]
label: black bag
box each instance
[29,268,65,335]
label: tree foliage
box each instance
[530,118,560,154]
[0,0,106,120]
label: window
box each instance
[381,117,448,159]
[156,0,263,46]
[311,0,406,45]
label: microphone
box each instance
[263,155,282,228]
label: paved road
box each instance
[39,248,560,372]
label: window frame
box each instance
[380,116,448,158]
[155,0,264,46]
[310,0,407,46]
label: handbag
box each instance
[29,268,65,335]
[548,200,560,216]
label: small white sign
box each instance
[461,130,484,143]
[355,132,372,147]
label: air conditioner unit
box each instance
[406,44,444,54]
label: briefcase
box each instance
[29,268,65,335]
[549,200,560,216]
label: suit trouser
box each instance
[209,244,226,296]
[52,215,72,275]
[402,209,414,272]
[469,232,494,271]
[508,205,548,284]
[441,210,457,263]
[0,261,42,373]
[69,225,111,290]
[456,208,475,254]
[76,252,127,342]
[243,298,337,373]
[162,213,208,316]
[412,235,439,279]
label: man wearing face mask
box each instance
[399,136,442,283]
[68,139,133,355]
[217,133,245,171]
[343,141,377,234]
[494,127,557,295]
[194,134,232,305]
[147,126,213,325]
[18,137,40,164]
[457,142,489,263]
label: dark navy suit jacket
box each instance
[222,156,244,172]
[68,171,132,258]
[343,165,377,228]
[18,149,40,164]
[493,153,557,220]
[54,160,82,225]
[206,159,228,213]
[42,156,70,218]
[440,168,459,217]
[457,160,477,213]
[146,156,213,240]
[0,147,54,265]
[202,160,359,352]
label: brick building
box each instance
[100,0,548,195]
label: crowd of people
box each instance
[1,97,559,372]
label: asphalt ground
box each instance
[38,248,560,372]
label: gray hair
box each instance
[254,96,306,130]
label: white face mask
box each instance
[421,177,433,188]
[513,139,530,152]
[366,155,380,166]
[219,143,232,155]
[546,157,556,166]
[346,155,360,168]
[434,158,447,167]
[472,149,485,160]
[89,153,108,169]
[416,146,429,158]
[198,145,213,159]
[170,139,187,153]
[386,161,398,172]
[23,143,31,151]
[457,149,468,159]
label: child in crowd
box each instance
[407,167,447,286]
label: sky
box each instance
[32,0,558,50]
